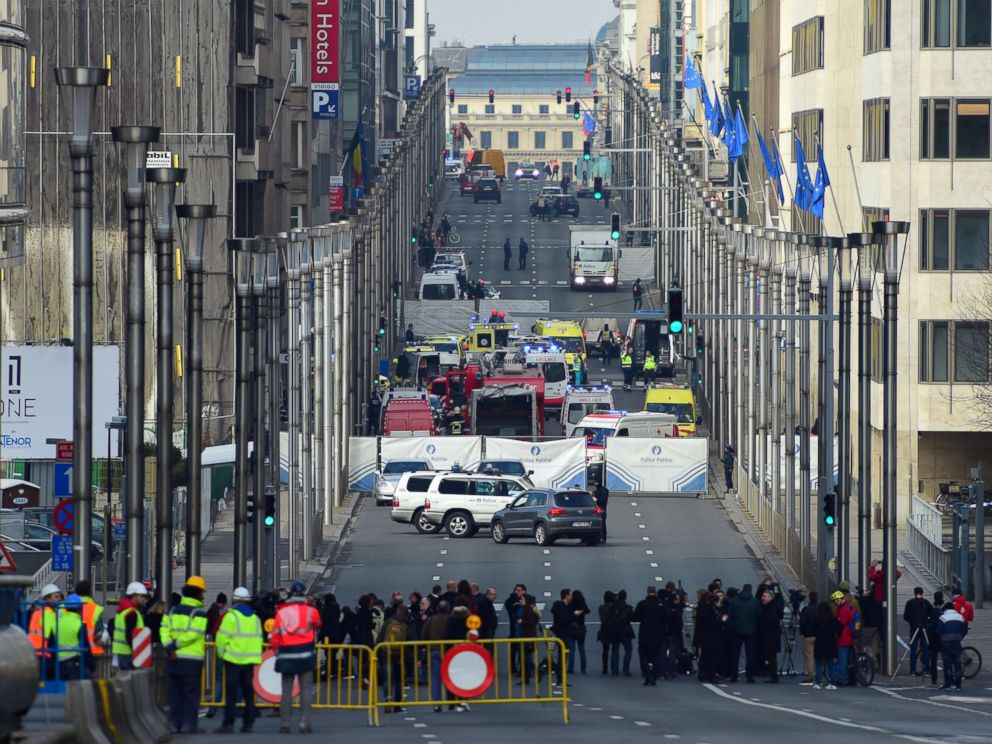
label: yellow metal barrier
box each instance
[200,642,375,725]
[370,636,569,726]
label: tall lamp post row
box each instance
[608,64,911,674]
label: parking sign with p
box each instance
[312,87,339,120]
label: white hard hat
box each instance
[40,583,62,598]
[126,581,149,597]
[232,586,252,602]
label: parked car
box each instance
[553,195,580,218]
[390,471,444,534]
[474,178,502,204]
[374,460,432,506]
[22,507,109,545]
[476,460,535,486]
[14,520,105,560]
[490,489,603,546]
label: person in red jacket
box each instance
[831,591,858,685]
[868,559,902,603]
[951,588,975,625]
[270,581,322,734]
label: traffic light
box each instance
[392,281,400,300]
[823,492,836,529]
[696,332,705,358]
[667,286,683,334]
[565,87,572,103]
[573,101,581,119]
[449,88,455,104]
[246,492,256,522]
[411,230,417,245]
[263,486,276,528]
[593,176,603,200]
[378,316,387,336]
[583,141,591,161]
[593,89,600,106]
[556,90,562,105]
[610,212,621,240]
[488,89,494,104]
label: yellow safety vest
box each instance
[620,354,632,368]
[161,597,208,662]
[81,598,106,656]
[55,611,85,661]
[643,356,656,371]
[216,608,264,665]
[112,606,145,657]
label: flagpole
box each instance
[788,128,811,236]
[845,144,868,231]
[815,134,845,235]
[767,125,799,215]
[733,102,769,223]
[730,100,763,221]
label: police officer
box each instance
[215,587,263,734]
[367,387,383,435]
[112,581,150,670]
[271,580,322,734]
[56,593,88,680]
[503,238,512,270]
[29,584,62,679]
[620,348,634,391]
[643,352,657,385]
[161,575,209,734]
[518,238,529,270]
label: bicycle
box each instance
[854,649,875,686]
[962,645,983,679]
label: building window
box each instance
[922,97,992,158]
[920,320,991,382]
[507,131,519,149]
[864,0,891,52]
[923,0,991,47]
[792,109,823,162]
[290,205,303,230]
[561,131,574,149]
[919,208,991,270]
[405,0,415,29]
[291,121,306,169]
[862,98,890,161]
[484,104,495,114]
[534,131,546,149]
[480,131,492,148]
[511,104,522,114]
[792,16,825,75]
[290,37,305,86]
[862,207,890,268]
[539,104,549,114]
[457,104,468,114]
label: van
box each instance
[571,410,679,460]
[381,399,436,437]
[560,386,615,437]
[418,271,461,301]
[643,383,701,436]
[471,149,506,180]
[531,319,586,365]
[444,158,465,179]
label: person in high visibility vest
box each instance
[112,581,150,670]
[56,594,89,680]
[214,587,263,734]
[73,580,105,676]
[271,580,322,734]
[29,583,63,679]
[620,349,634,391]
[572,354,585,386]
[161,575,209,735]
[643,352,657,386]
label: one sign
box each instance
[311,0,340,120]
[0,539,16,572]
[311,86,339,120]
[1,346,121,459]
[112,522,126,542]
[648,27,662,90]
[145,150,173,168]
[53,463,72,497]
[441,644,494,698]
[53,498,74,535]
[604,437,708,492]
[55,440,73,462]
[131,627,153,668]
[254,649,300,703]
[51,534,73,572]
[404,75,421,99]
[329,176,344,213]
[377,138,397,162]
[483,437,587,489]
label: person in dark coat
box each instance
[319,594,342,644]
[597,591,616,674]
[726,583,760,682]
[503,238,512,270]
[518,238,529,270]
[632,586,665,685]
[594,482,609,543]
[694,593,724,682]
[927,591,944,684]
[812,601,841,688]
[608,590,635,676]
[904,587,934,675]
[568,590,591,674]
[550,589,575,684]
[757,589,783,682]
[476,588,500,640]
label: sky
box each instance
[427,0,617,48]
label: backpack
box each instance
[371,607,384,640]
[606,603,629,640]
[676,649,695,675]
[383,620,406,645]
[848,608,862,636]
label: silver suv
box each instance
[421,473,529,537]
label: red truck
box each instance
[429,363,546,434]
[381,398,437,437]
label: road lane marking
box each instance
[872,686,992,718]
[655,577,663,582]
[440,550,447,555]
[646,550,654,555]
[436,562,444,567]
[642,536,650,541]
[634,512,641,517]
[931,695,992,704]
[543,549,551,554]
[544,562,551,567]
[638,524,646,529]
[609,715,623,719]
[630,501,638,506]
[634,721,650,727]
[650,562,659,568]
[544,575,552,580]
[432,576,440,582]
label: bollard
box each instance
[130,669,172,742]
[115,673,169,743]
[64,680,114,744]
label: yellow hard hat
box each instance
[830,591,844,601]
[186,575,207,591]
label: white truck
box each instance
[569,226,619,290]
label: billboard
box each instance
[648,26,662,91]
[311,0,340,120]
[1,345,121,459]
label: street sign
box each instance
[56,440,74,462]
[377,138,397,163]
[145,150,173,168]
[254,650,299,703]
[0,539,16,572]
[53,498,74,535]
[53,463,72,497]
[404,74,421,99]
[112,521,126,542]
[329,176,344,213]
[51,534,73,572]
[441,644,494,698]
[311,86,339,120]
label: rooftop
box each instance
[449,43,599,96]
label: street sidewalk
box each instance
[703,443,991,684]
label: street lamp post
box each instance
[110,124,160,582]
[146,164,187,602]
[285,233,303,580]
[813,235,837,597]
[299,234,315,558]
[251,240,269,594]
[56,65,109,587]
[311,229,325,536]
[769,233,783,517]
[266,240,281,589]
[176,203,217,578]
[228,238,256,589]
[795,235,813,557]
[784,234,798,539]
[836,236,855,583]
[875,220,910,676]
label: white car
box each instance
[514,162,541,180]
[374,460,432,505]
[390,471,443,533]
[421,473,530,537]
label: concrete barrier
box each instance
[93,678,143,743]
[64,680,114,744]
[128,669,172,742]
[114,673,168,743]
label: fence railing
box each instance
[910,494,945,545]
[906,515,952,588]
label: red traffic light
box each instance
[593,89,600,105]
[449,88,455,103]
[565,87,572,102]
[488,89,494,103]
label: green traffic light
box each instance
[669,320,684,333]
[594,191,602,200]
[687,325,694,334]
[825,515,835,526]
[583,153,591,161]
[378,327,386,335]
[610,229,620,240]
[264,515,275,527]
[574,112,581,120]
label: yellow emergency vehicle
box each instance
[463,322,518,355]
[643,383,701,437]
[531,319,586,365]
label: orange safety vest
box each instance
[270,602,320,650]
[81,602,105,656]
[28,607,54,658]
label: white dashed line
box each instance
[544,591,552,597]
[634,721,651,727]
[663,736,680,740]
[543,549,551,555]
[544,562,551,567]
[589,707,602,711]
[645,549,654,555]
[630,501,638,506]
[440,550,447,555]
[609,715,624,720]
[544,575,552,581]
[634,512,641,517]
[638,524,646,529]
[414,722,428,728]
[642,536,650,541]
[421,735,437,739]
[432,576,440,582]
[655,577,664,582]
[650,562,659,568]
[436,562,444,567]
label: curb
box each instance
[303,492,366,594]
